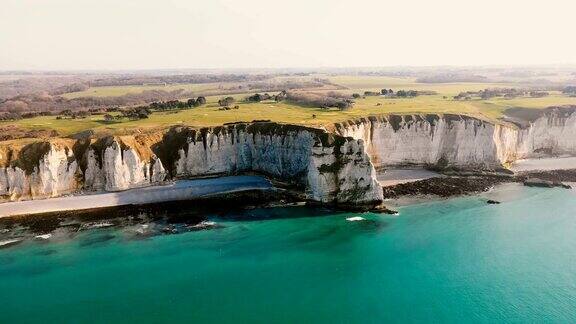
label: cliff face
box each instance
[0,122,382,206]
[82,136,167,191]
[0,140,79,201]
[167,124,382,205]
[336,115,504,169]
[335,107,576,170]
[515,107,576,157]
[3,108,574,206]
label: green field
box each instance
[327,76,515,94]
[5,76,576,137]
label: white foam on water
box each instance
[85,222,114,229]
[0,239,22,247]
[190,221,218,229]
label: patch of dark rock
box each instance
[519,169,576,183]
[383,176,509,199]
[79,233,116,247]
[352,219,387,232]
[161,225,178,235]
[388,115,404,132]
[323,196,385,213]
[522,178,571,189]
[0,189,301,235]
[369,205,398,215]
[443,114,463,124]
[69,129,95,140]
[427,165,515,176]
[35,249,58,256]
[486,200,500,204]
[293,225,341,245]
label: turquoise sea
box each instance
[1,185,576,323]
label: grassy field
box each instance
[62,82,224,98]
[4,76,576,137]
[327,75,515,95]
[62,75,337,99]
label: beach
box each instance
[377,168,443,187]
[510,156,576,172]
[0,175,273,218]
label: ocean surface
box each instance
[1,184,576,323]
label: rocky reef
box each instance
[0,122,383,208]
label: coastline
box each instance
[2,167,575,219]
[1,165,575,246]
[377,168,443,186]
[0,175,275,218]
[381,164,576,206]
[1,155,576,221]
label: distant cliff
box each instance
[0,122,383,207]
[334,107,576,170]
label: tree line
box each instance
[353,89,425,98]
[453,88,550,100]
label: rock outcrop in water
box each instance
[0,122,383,207]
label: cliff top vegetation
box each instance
[1,70,576,140]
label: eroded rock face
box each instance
[0,141,78,200]
[337,115,503,169]
[4,109,575,206]
[174,126,315,179]
[0,122,383,207]
[307,139,382,205]
[515,107,576,157]
[335,109,576,170]
[84,139,166,191]
[169,123,383,206]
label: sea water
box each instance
[1,185,576,323]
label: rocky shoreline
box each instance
[382,175,511,199]
[382,169,576,199]
[515,169,576,183]
[0,189,307,242]
[1,168,575,247]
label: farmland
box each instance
[3,75,576,137]
[61,83,221,99]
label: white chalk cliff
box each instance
[0,141,78,201]
[335,107,576,170]
[1,109,575,206]
[169,124,382,205]
[0,122,382,206]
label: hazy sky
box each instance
[2,0,575,70]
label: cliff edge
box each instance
[0,122,383,208]
[334,107,576,170]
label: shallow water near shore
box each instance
[1,185,576,323]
